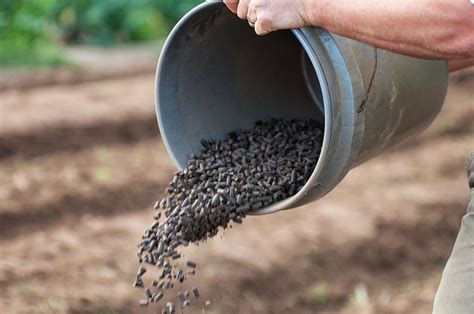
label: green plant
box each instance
[52,0,203,46]
[0,0,203,66]
[0,0,67,67]
[153,0,203,28]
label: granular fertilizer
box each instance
[135,119,323,312]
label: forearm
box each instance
[310,0,474,60]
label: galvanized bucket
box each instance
[155,1,448,214]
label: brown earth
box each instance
[0,70,472,314]
[0,44,159,92]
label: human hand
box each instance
[223,0,317,35]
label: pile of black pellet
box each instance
[135,119,323,312]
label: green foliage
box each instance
[0,0,203,66]
[54,0,160,45]
[153,0,203,27]
[0,0,67,67]
[53,0,203,45]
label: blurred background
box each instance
[0,1,473,313]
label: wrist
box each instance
[304,0,328,28]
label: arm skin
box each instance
[310,0,474,60]
[224,0,474,71]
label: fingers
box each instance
[223,0,239,13]
[255,21,271,36]
[236,0,250,20]
[247,5,257,27]
[254,13,272,36]
[224,0,272,36]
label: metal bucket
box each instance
[155,1,448,214]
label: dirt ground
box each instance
[0,68,472,314]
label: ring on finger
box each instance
[247,17,256,27]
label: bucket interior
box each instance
[157,4,325,168]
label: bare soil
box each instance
[0,45,159,92]
[0,70,472,314]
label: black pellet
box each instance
[186,261,197,268]
[181,198,189,207]
[151,219,161,228]
[177,270,184,282]
[290,170,296,182]
[153,292,164,303]
[157,241,164,254]
[134,277,144,288]
[192,287,200,299]
[211,194,220,206]
[236,203,250,213]
[145,288,153,299]
[289,184,296,195]
[166,302,175,314]
[159,198,166,208]
[177,292,186,303]
[157,280,165,290]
